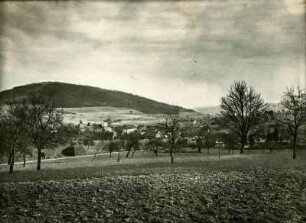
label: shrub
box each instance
[62,145,76,156]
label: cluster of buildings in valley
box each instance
[77,119,165,140]
[71,110,306,150]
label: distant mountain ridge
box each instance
[195,103,281,115]
[194,106,221,115]
[0,82,194,114]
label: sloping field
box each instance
[1,150,305,223]
[61,106,200,125]
[1,170,305,223]
[62,106,160,125]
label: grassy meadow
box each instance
[1,149,306,222]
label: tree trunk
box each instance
[269,143,273,153]
[93,153,97,160]
[9,148,15,174]
[126,149,130,158]
[37,147,42,170]
[170,143,174,164]
[7,152,12,165]
[197,144,202,153]
[292,134,297,159]
[154,148,158,157]
[240,146,244,154]
[109,151,112,158]
[23,152,26,167]
[240,140,244,154]
[117,151,120,162]
[240,134,246,154]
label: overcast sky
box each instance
[0,0,305,108]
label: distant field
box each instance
[61,106,200,125]
[62,106,160,125]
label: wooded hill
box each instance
[0,82,194,114]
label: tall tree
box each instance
[162,106,180,163]
[0,115,20,174]
[0,100,28,173]
[277,87,306,159]
[26,95,63,170]
[220,81,267,154]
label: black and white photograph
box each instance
[0,0,305,222]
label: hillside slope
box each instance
[0,82,194,114]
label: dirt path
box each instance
[0,152,118,166]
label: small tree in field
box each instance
[181,119,209,153]
[197,124,211,153]
[277,87,306,159]
[204,131,216,154]
[26,95,63,170]
[162,106,180,163]
[108,140,121,158]
[147,138,162,157]
[219,132,237,154]
[221,81,267,154]
[125,131,141,158]
[16,137,32,167]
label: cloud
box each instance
[0,0,305,107]
[286,0,305,15]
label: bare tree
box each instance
[108,140,121,159]
[162,106,180,163]
[16,134,32,167]
[204,131,216,155]
[125,131,140,158]
[277,87,306,159]
[0,100,28,174]
[0,109,7,161]
[0,115,19,174]
[181,119,209,153]
[26,95,63,170]
[198,123,211,154]
[221,81,267,154]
